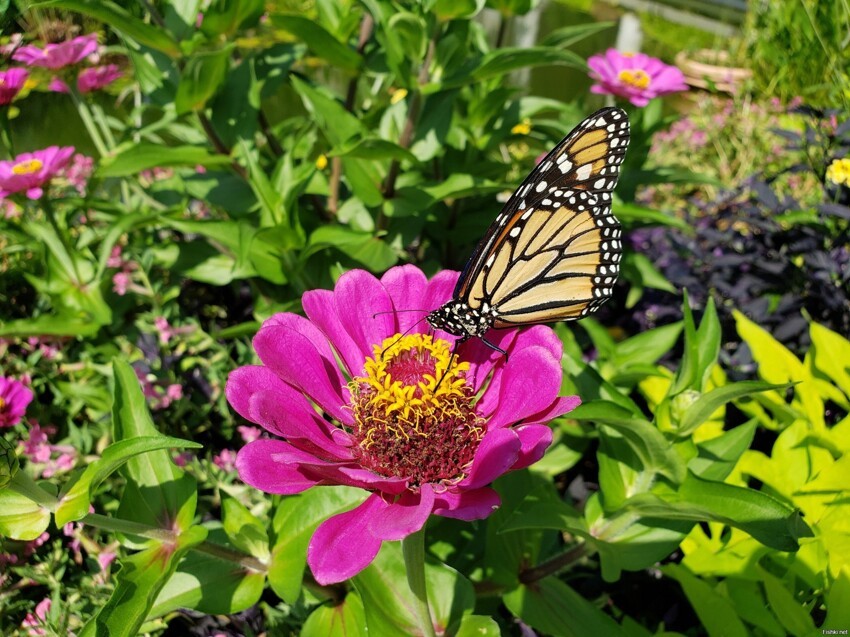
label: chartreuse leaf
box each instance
[433,0,485,20]
[809,321,850,397]
[42,0,180,56]
[503,577,623,636]
[79,526,208,637]
[96,143,232,177]
[661,564,748,637]
[724,579,785,635]
[222,497,270,561]
[454,615,500,636]
[0,484,52,540]
[149,528,265,617]
[0,315,100,337]
[301,590,367,637]
[352,541,474,636]
[270,14,363,72]
[626,472,811,552]
[111,359,198,534]
[55,436,202,526]
[269,486,366,603]
[676,381,786,437]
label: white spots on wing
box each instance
[593,178,606,189]
[541,161,553,171]
[556,153,570,164]
[576,164,593,181]
[542,198,552,206]
[485,254,495,268]
[558,158,573,174]
[595,116,607,126]
[607,124,615,132]
[611,137,619,148]
[535,180,548,193]
[509,226,521,238]
[521,207,534,220]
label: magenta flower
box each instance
[0,377,34,427]
[588,49,687,107]
[12,34,98,69]
[77,64,122,93]
[0,146,75,200]
[0,68,29,105]
[227,265,580,584]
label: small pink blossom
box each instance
[0,146,75,200]
[26,336,60,360]
[134,369,182,410]
[21,597,51,636]
[106,246,125,268]
[165,384,183,403]
[238,425,262,443]
[78,64,122,93]
[22,531,50,557]
[0,376,34,427]
[213,449,237,472]
[48,76,70,94]
[60,153,94,195]
[41,452,76,478]
[0,68,29,105]
[112,271,131,295]
[97,551,116,571]
[154,316,173,345]
[173,451,194,467]
[588,49,687,107]
[0,33,24,58]
[13,34,98,69]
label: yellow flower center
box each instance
[0,397,5,410]
[511,119,532,136]
[618,68,651,90]
[349,333,483,485]
[826,158,850,187]
[12,159,43,176]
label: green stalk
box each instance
[42,197,85,285]
[8,471,58,510]
[0,108,14,157]
[402,528,437,637]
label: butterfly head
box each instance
[426,301,498,340]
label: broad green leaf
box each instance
[470,47,585,81]
[759,566,815,635]
[0,314,100,337]
[79,526,208,637]
[301,591,367,637]
[236,140,286,227]
[422,174,503,201]
[271,14,363,72]
[454,614,500,636]
[689,421,757,481]
[387,12,426,60]
[434,0,485,20]
[112,359,198,533]
[0,484,52,540]
[661,564,748,637]
[222,497,270,561]
[541,21,615,47]
[724,579,785,636]
[56,436,202,526]
[329,138,419,163]
[614,202,691,230]
[809,322,850,397]
[353,541,475,636]
[201,0,264,36]
[306,226,397,272]
[670,290,700,395]
[269,486,366,603]
[149,529,265,617]
[820,568,850,633]
[627,472,810,552]
[677,381,786,436]
[611,322,683,369]
[43,0,180,55]
[291,75,363,146]
[96,143,232,177]
[498,479,586,533]
[695,297,721,388]
[620,251,677,297]
[175,47,232,114]
[503,577,623,636]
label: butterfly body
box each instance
[427,107,630,345]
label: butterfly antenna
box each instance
[378,315,430,359]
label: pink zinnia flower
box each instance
[0,376,34,427]
[13,34,98,69]
[227,265,580,584]
[0,68,29,105]
[588,49,687,107]
[0,146,75,200]
[21,597,51,636]
[77,64,122,93]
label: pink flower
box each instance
[0,376,34,427]
[112,271,131,295]
[106,246,125,268]
[165,384,183,403]
[0,68,29,105]
[61,153,94,195]
[23,423,53,462]
[0,146,75,200]
[237,425,261,443]
[588,49,687,107]
[48,76,70,94]
[21,597,51,636]
[154,316,173,344]
[97,550,116,571]
[77,64,122,93]
[13,34,98,69]
[213,449,237,471]
[227,265,579,584]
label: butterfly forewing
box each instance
[456,107,629,324]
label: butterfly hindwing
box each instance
[456,107,629,324]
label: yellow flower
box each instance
[315,154,328,170]
[390,88,408,105]
[826,157,850,187]
[511,118,532,135]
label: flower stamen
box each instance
[618,68,651,90]
[12,159,44,176]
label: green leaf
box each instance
[0,485,52,541]
[175,47,232,115]
[56,436,202,527]
[291,75,363,146]
[454,615,500,636]
[434,0,485,20]
[809,321,850,397]
[329,138,419,163]
[689,421,757,481]
[96,143,232,177]
[222,497,270,561]
[620,251,677,294]
[661,564,749,637]
[611,322,682,369]
[301,591,367,637]
[269,487,366,603]
[498,479,586,533]
[471,47,585,81]
[422,173,503,201]
[149,529,265,617]
[352,542,474,635]
[677,381,787,436]
[111,359,198,534]
[201,0,264,36]
[43,0,180,56]
[503,577,623,636]
[306,226,397,272]
[541,21,616,48]
[695,297,721,388]
[79,526,208,637]
[270,14,363,72]
[0,314,101,337]
[759,566,816,635]
[627,472,811,552]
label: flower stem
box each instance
[8,472,58,510]
[0,108,14,156]
[518,542,589,584]
[402,528,437,637]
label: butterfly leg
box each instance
[480,336,509,364]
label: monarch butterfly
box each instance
[426,107,629,351]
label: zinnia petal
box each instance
[369,484,435,540]
[433,487,501,520]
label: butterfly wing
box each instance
[455,107,629,325]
